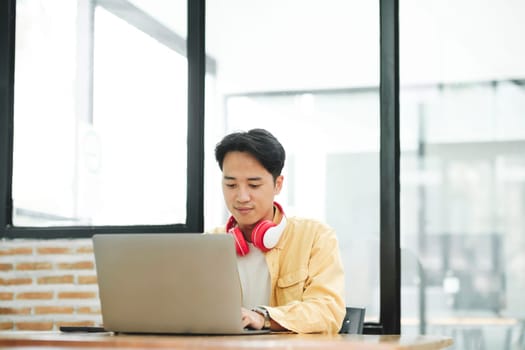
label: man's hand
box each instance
[241,307,265,330]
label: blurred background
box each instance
[10,1,525,348]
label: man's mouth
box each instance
[236,207,253,214]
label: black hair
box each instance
[215,129,286,181]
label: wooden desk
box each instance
[0,331,453,350]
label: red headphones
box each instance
[226,202,287,256]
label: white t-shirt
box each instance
[236,243,271,309]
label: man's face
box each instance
[222,151,283,234]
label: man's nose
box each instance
[236,186,250,202]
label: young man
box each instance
[213,128,346,334]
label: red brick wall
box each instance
[0,239,102,331]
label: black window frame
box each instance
[0,0,206,238]
[0,0,400,335]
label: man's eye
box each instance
[249,184,261,188]
[225,183,236,188]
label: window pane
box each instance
[13,1,188,227]
[400,1,525,348]
[13,1,79,226]
[92,7,187,225]
[205,0,380,320]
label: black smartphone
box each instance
[59,326,107,333]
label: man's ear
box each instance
[274,175,284,195]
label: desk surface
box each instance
[0,331,453,350]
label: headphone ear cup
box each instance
[228,227,250,256]
[251,220,275,253]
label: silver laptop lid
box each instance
[93,233,245,334]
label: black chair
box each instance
[339,307,366,334]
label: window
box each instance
[205,0,382,322]
[1,0,401,334]
[2,0,205,235]
[12,1,188,227]
[400,1,525,348]
[91,6,187,225]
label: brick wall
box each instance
[0,239,102,331]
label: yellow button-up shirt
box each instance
[212,211,346,334]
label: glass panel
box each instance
[13,1,188,226]
[91,7,187,225]
[205,0,380,320]
[400,1,525,349]
[13,1,79,226]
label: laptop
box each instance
[92,233,270,335]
